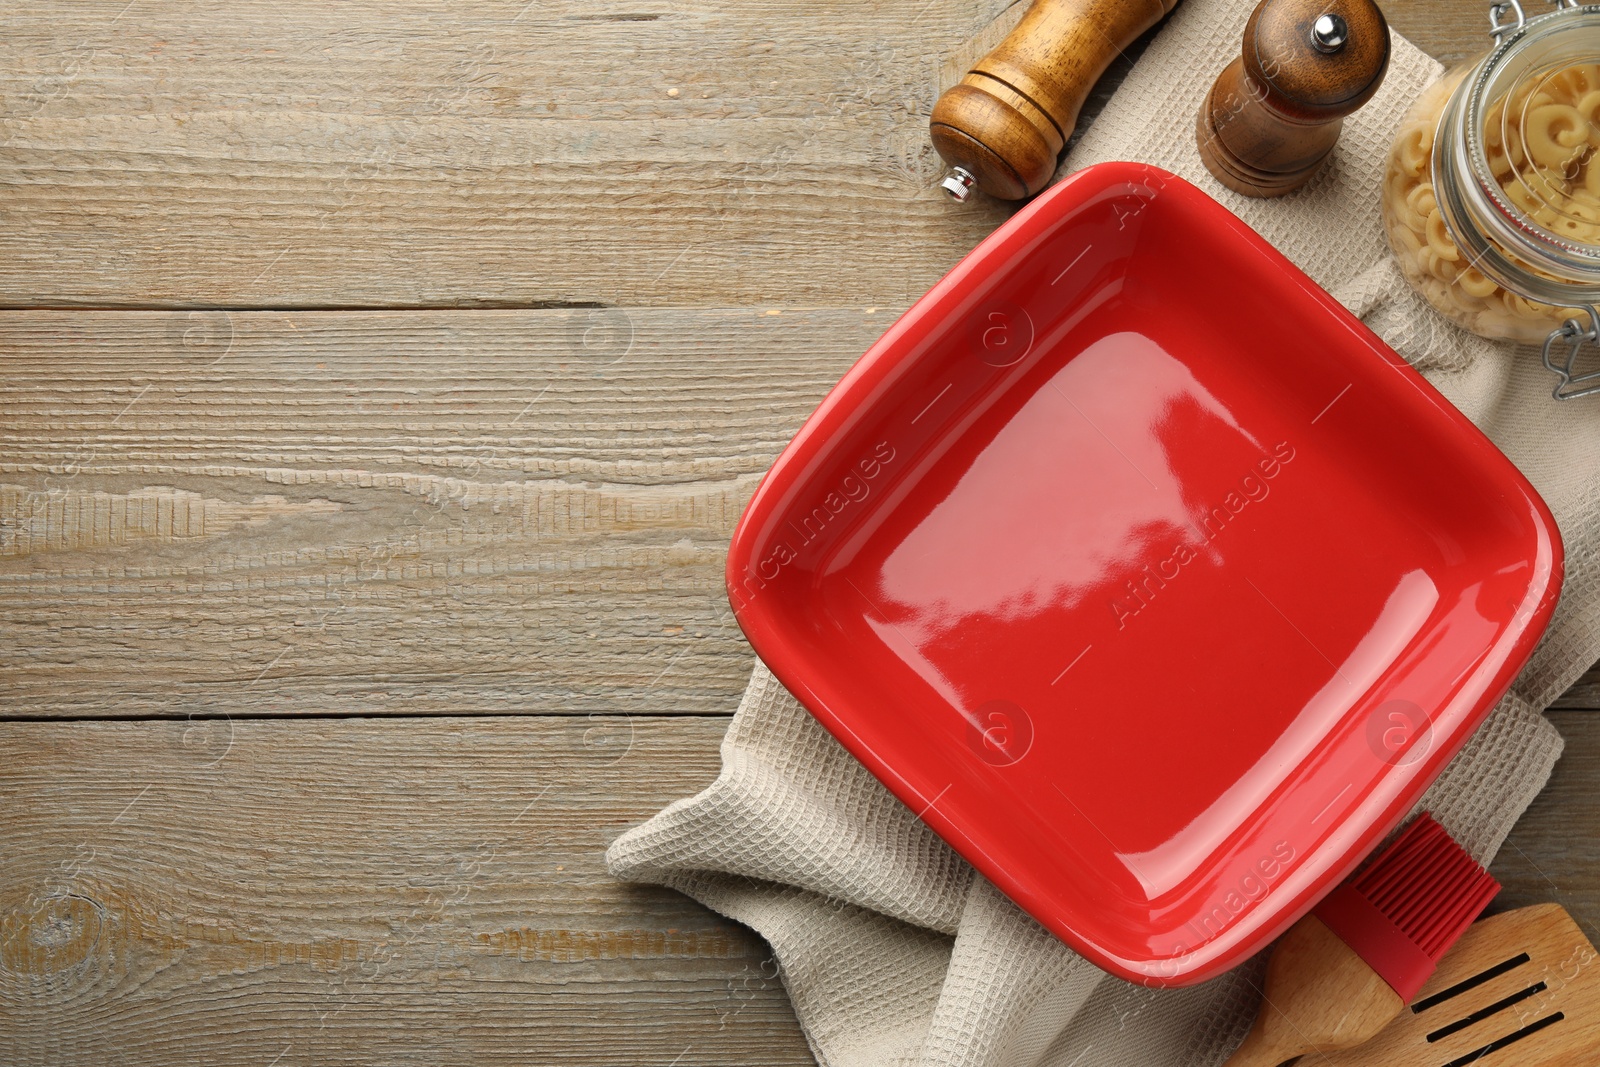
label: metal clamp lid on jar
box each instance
[1433,0,1600,397]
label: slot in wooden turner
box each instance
[1319,903,1600,1067]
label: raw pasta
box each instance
[1382,63,1600,342]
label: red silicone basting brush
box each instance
[1224,813,1500,1067]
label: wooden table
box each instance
[1,3,1595,1063]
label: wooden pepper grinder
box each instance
[1197,0,1390,196]
[931,0,1182,202]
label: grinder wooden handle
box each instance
[931,0,1181,201]
[1197,0,1390,196]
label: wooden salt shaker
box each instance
[931,0,1182,202]
[1197,0,1390,196]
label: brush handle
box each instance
[1223,915,1403,1067]
[930,0,1180,200]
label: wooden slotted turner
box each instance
[1318,903,1600,1067]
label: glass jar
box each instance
[1381,0,1600,397]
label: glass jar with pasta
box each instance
[1382,0,1600,397]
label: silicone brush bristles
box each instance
[1314,812,1500,1002]
[1350,813,1500,961]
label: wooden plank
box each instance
[1552,665,1600,711]
[3,309,1596,718]
[1382,1,1494,67]
[0,714,813,1066]
[0,0,1028,309]
[1493,712,1600,947]
[0,308,889,717]
[0,0,1485,311]
[0,710,1594,1067]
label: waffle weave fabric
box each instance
[608,1,1600,1063]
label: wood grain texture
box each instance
[0,715,813,1066]
[0,0,1504,309]
[1493,711,1600,945]
[1380,0,1498,67]
[1197,0,1391,197]
[0,2,1595,1065]
[0,712,1595,1067]
[1222,915,1402,1067]
[0,0,1027,309]
[0,308,893,717]
[1320,904,1600,1067]
[1552,664,1600,710]
[930,0,1177,198]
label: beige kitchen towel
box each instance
[608,1,1600,1064]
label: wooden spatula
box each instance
[1319,903,1600,1067]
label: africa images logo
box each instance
[1110,441,1296,629]
[1364,698,1434,767]
[965,699,1035,767]
[1185,840,1298,945]
[728,441,897,612]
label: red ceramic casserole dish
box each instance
[725,161,1562,986]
